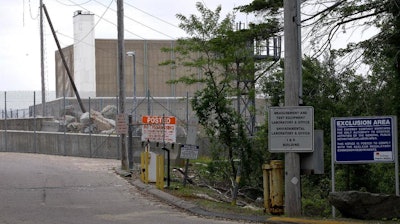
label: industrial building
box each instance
[55,11,201,99]
[53,11,270,129]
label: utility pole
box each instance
[42,4,86,113]
[117,0,128,170]
[40,0,46,116]
[284,0,302,216]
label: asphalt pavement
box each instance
[0,152,253,224]
[0,152,369,224]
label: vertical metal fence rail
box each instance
[4,91,7,152]
[34,91,37,153]
[63,93,66,156]
[89,97,92,157]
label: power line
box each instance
[54,0,93,7]
[28,0,39,20]
[74,0,114,45]
[93,0,176,39]
[65,0,146,39]
[124,1,181,29]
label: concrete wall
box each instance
[0,130,203,164]
[0,118,54,131]
[0,130,119,159]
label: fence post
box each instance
[34,91,37,153]
[4,91,7,151]
[89,97,92,158]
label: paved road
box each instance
[0,152,249,224]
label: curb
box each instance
[116,170,362,224]
[129,179,270,223]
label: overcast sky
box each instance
[0,0,253,91]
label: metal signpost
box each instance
[268,106,314,153]
[331,116,399,216]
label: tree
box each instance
[163,2,256,200]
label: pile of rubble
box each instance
[61,105,117,134]
[58,105,186,137]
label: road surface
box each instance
[0,152,250,224]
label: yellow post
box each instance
[262,164,271,212]
[262,160,284,215]
[270,160,284,215]
[140,151,150,184]
[156,154,164,189]
[140,152,145,182]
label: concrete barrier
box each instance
[0,130,120,159]
[0,130,190,164]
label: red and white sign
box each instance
[141,115,176,143]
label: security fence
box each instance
[1,90,267,160]
[1,90,267,132]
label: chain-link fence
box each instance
[0,91,56,119]
[1,90,267,159]
[1,90,267,130]
[0,91,196,122]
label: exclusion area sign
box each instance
[141,115,176,143]
[180,144,199,160]
[331,116,397,164]
[268,106,314,152]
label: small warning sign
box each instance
[180,144,199,160]
[116,113,128,134]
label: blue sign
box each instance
[332,116,396,164]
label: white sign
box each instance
[180,144,199,160]
[141,115,176,143]
[268,106,314,152]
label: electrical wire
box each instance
[54,0,93,7]
[65,0,146,39]
[93,0,176,39]
[124,0,180,29]
[73,0,114,45]
[28,0,39,20]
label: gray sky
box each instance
[0,0,252,91]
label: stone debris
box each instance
[329,191,400,220]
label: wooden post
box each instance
[117,0,128,170]
[284,0,302,216]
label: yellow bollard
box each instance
[262,164,271,212]
[140,151,150,184]
[262,160,284,215]
[156,154,164,189]
[270,160,284,215]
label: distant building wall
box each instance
[55,45,74,98]
[56,39,202,98]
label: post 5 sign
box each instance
[141,115,176,143]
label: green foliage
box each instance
[301,175,332,217]
[164,2,261,195]
[165,0,400,217]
